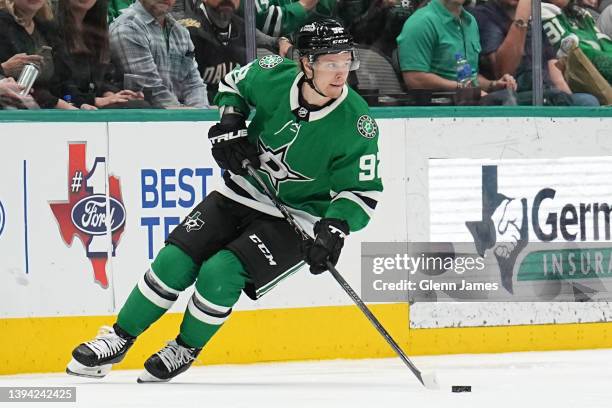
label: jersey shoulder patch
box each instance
[259,54,284,69]
[356,114,378,139]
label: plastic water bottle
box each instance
[455,53,472,88]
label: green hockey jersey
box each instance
[214,55,383,234]
[248,0,337,37]
[542,3,612,83]
[108,0,136,23]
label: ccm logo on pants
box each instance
[249,234,277,266]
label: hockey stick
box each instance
[243,160,439,390]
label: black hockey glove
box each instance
[208,116,260,175]
[304,218,350,275]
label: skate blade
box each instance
[66,358,112,378]
[137,369,170,383]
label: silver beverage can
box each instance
[17,63,40,96]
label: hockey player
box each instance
[66,18,383,383]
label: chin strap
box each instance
[305,76,329,98]
[300,59,330,98]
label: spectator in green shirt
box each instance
[396,0,516,100]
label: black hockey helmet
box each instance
[295,19,360,70]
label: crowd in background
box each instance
[0,0,611,109]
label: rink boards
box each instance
[1,107,612,374]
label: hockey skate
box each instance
[66,324,135,378]
[137,339,201,383]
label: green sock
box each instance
[179,250,250,348]
[117,244,198,337]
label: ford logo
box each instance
[71,195,126,236]
[0,200,5,237]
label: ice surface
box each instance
[1,349,612,408]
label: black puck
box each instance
[452,385,472,393]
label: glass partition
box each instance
[0,0,609,110]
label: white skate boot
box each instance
[66,324,135,378]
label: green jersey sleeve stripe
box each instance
[331,191,378,217]
[273,7,283,37]
[345,189,382,202]
[262,6,283,37]
[218,75,242,97]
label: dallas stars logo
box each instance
[183,211,204,232]
[258,141,312,189]
[259,55,283,69]
[357,115,378,139]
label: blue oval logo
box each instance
[70,195,126,236]
[0,200,5,237]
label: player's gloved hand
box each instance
[304,218,350,274]
[208,115,260,175]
